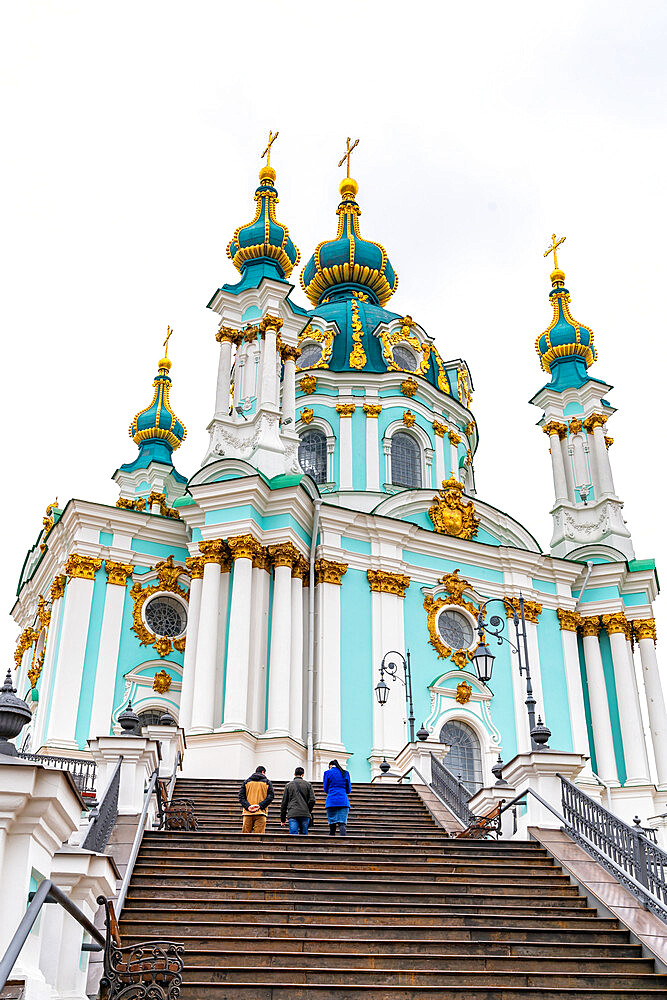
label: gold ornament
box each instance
[116,496,147,512]
[51,575,66,601]
[465,422,475,437]
[457,368,473,407]
[42,497,58,535]
[259,315,284,334]
[568,418,583,434]
[146,491,180,520]
[542,421,567,440]
[605,436,614,449]
[37,595,51,628]
[65,554,103,580]
[105,561,134,586]
[430,346,451,394]
[363,403,382,418]
[366,570,411,598]
[227,534,263,562]
[268,541,302,569]
[402,410,416,427]
[215,325,241,345]
[281,344,301,363]
[348,299,367,369]
[14,627,38,670]
[580,615,601,637]
[336,403,356,417]
[455,681,473,705]
[152,669,172,694]
[423,570,479,668]
[557,608,582,632]
[448,430,461,445]
[300,408,314,425]
[130,556,189,657]
[252,547,271,572]
[315,559,348,585]
[297,324,333,370]
[633,619,657,643]
[380,317,431,376]
[28,651,44,689]
[601,612,630,637]
[299,375,317,394]
[428,478,480,540]
[198,539,230,566]
[503,597,543,623]
[583,413,608,433]
[432,420,446,438]
[185,556,205,579]
[401,379,418,397]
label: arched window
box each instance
[298,429,328,483]
[439,719,482,792]
[138,709,176,728]
[391,431,422,488]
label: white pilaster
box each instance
[190,554,223,734]
[282,352,297,425]
[248,560,270,733]
[179,563,203,732]
[46,570,97,750]
[267,562,293,735]
[212,569,230,730]
[338,407,354,490]
[558,619,593,765]
[604,619,650,784]
[315,561,347,752]
[88,570,129,739]
[546,425,568,502]
[581,625,619,784]
[214,335,234,419]
[449,438,459,481]
[32,585,65,750]
[290,572,304,741]
[364,408,381,491]
[259,323,278,408]
[560,435,576,501]
[370,589,407,763]
[434,432,446,486]
[636,629,667,786]
[222,541,256,730]
[591,423,615,496]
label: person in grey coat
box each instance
[280,767,316,835]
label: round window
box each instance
[144,595,187,638]
[297,342,323,369]
[437,608,474,649]
[393,345,418,371]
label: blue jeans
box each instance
[288,817,310,835]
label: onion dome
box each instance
[128,353,186,464]
[536,260,597,390]
[227,164,300,280]
[301,176,399,307]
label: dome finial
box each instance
[544,232,567,285]
[259,128,279,185]
[159,325,173,372]
[129,338,186,456]
[337,136,360,200]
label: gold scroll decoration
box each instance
[130,554,189,658]
[428,478,480,540]
[423,569,480,670]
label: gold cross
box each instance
[261,130,279,167]
[544,233,566,270]
[163,325,173,357]
[338,136,359,178]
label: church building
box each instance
[10,137,665,824]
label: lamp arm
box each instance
[476,600,519,654]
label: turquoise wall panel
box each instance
[572,586,620,603]
[598,631,627,784]
[74,572,107,748]
[536,609,573,752]
[622,592,649,607]
[340,568,373,781]
[576,632,598,774]
[203,506,311,548]
[475,528,502,547]
[402,551,503,583]
[99,531,113,545]
[532,579,558,595]
[130,539,190,561]
[563,402,584,415]
[402,512,436,531]
[341,536,372,555]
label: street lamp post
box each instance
[470,594,551,751]
[374,650,416,744]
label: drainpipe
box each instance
[574,560,594,611]
[306,499,321,781]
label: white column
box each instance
[190,545,224,734]
[222,537,257,729]
[212,569,230,730]
[89,562,133,739]
[544,424,568,502]
[179,559,204,732]
[214,333,235,418]
[371,589,407,758]
[557,613,593,763]
[314,560,347,751]
[337,406,354,489]
[290,570,304,741]
[45,558,100,750]
[32,578,65,750]
[581,620,618,783]
[364,405,381,491]
[603,615,650,784]
[635,622,667,786]
[561,435,576,501]
[248,555,270,733]
[448,432,460,481]
[589,420,615,496]
[282,349,297,425]
[266,553,294,735]
[433,429,446,485]
[260,321,279,408]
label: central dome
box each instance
[301,177,398,307]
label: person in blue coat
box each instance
[323,759,351,836]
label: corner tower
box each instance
[531,235,633,560]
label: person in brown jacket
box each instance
[238,766,274,833]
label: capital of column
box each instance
[198,538,231,568]
[252,546,272,572]
[280,344,301,363]
[299,375,317,394]
[259,315,283,334]
[51,574,66,601]
[363,403,382,418]
[227,533,263,562]
[65,553,103,580]
[185,556,205,579]
[104,560,134,586]
[336,403,355,417]
[601,612,631,639]
[216,325,241,345]
[542,420,567,440]
[367,569,411,598]
[557,608,582,632]
[580,615,601,637]
[605,436,614,449]
[268,541,302,569]
[432,420,446,438]
[503,597,543,623]
[292,556,309,581]
[315,558,348,586]
[448,430,461,445]
[633,618,657,643]
[583,412,608,433]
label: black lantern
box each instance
[0,669,32,756]
[379,758,391,774]
[374,677,390,706]
[416,723,430,742]
[530,715,551,750]
[118,700,141,735]
[471,642,495,684]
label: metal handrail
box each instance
[165,750,182,803]
[0,879,105,991]
[397,764,466,829]
[115,769,160,916]
[429,753,476,826]
[81,756,122,853]
[17,753,97,798]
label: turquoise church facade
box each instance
[10,151,666,826]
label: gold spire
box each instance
[261,129,279,167]
[337,136,359,200]
[159,325,173,372]
[259,129,279,185]
[338,136,359,178]
[544,233,566,280]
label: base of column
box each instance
[186,726,214,736]
[39,739,81,754]
[181,729,306,780]
[622,775,653,787]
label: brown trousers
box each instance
[242,812,267,834]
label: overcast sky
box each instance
[2,1,666,657]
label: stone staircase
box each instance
[117,777,667,998]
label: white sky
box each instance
[1,1,666,656]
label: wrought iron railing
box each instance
[560,774,667,918]
[82,757,122,853]
[17,751,97,798]
[430,753,476,827]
